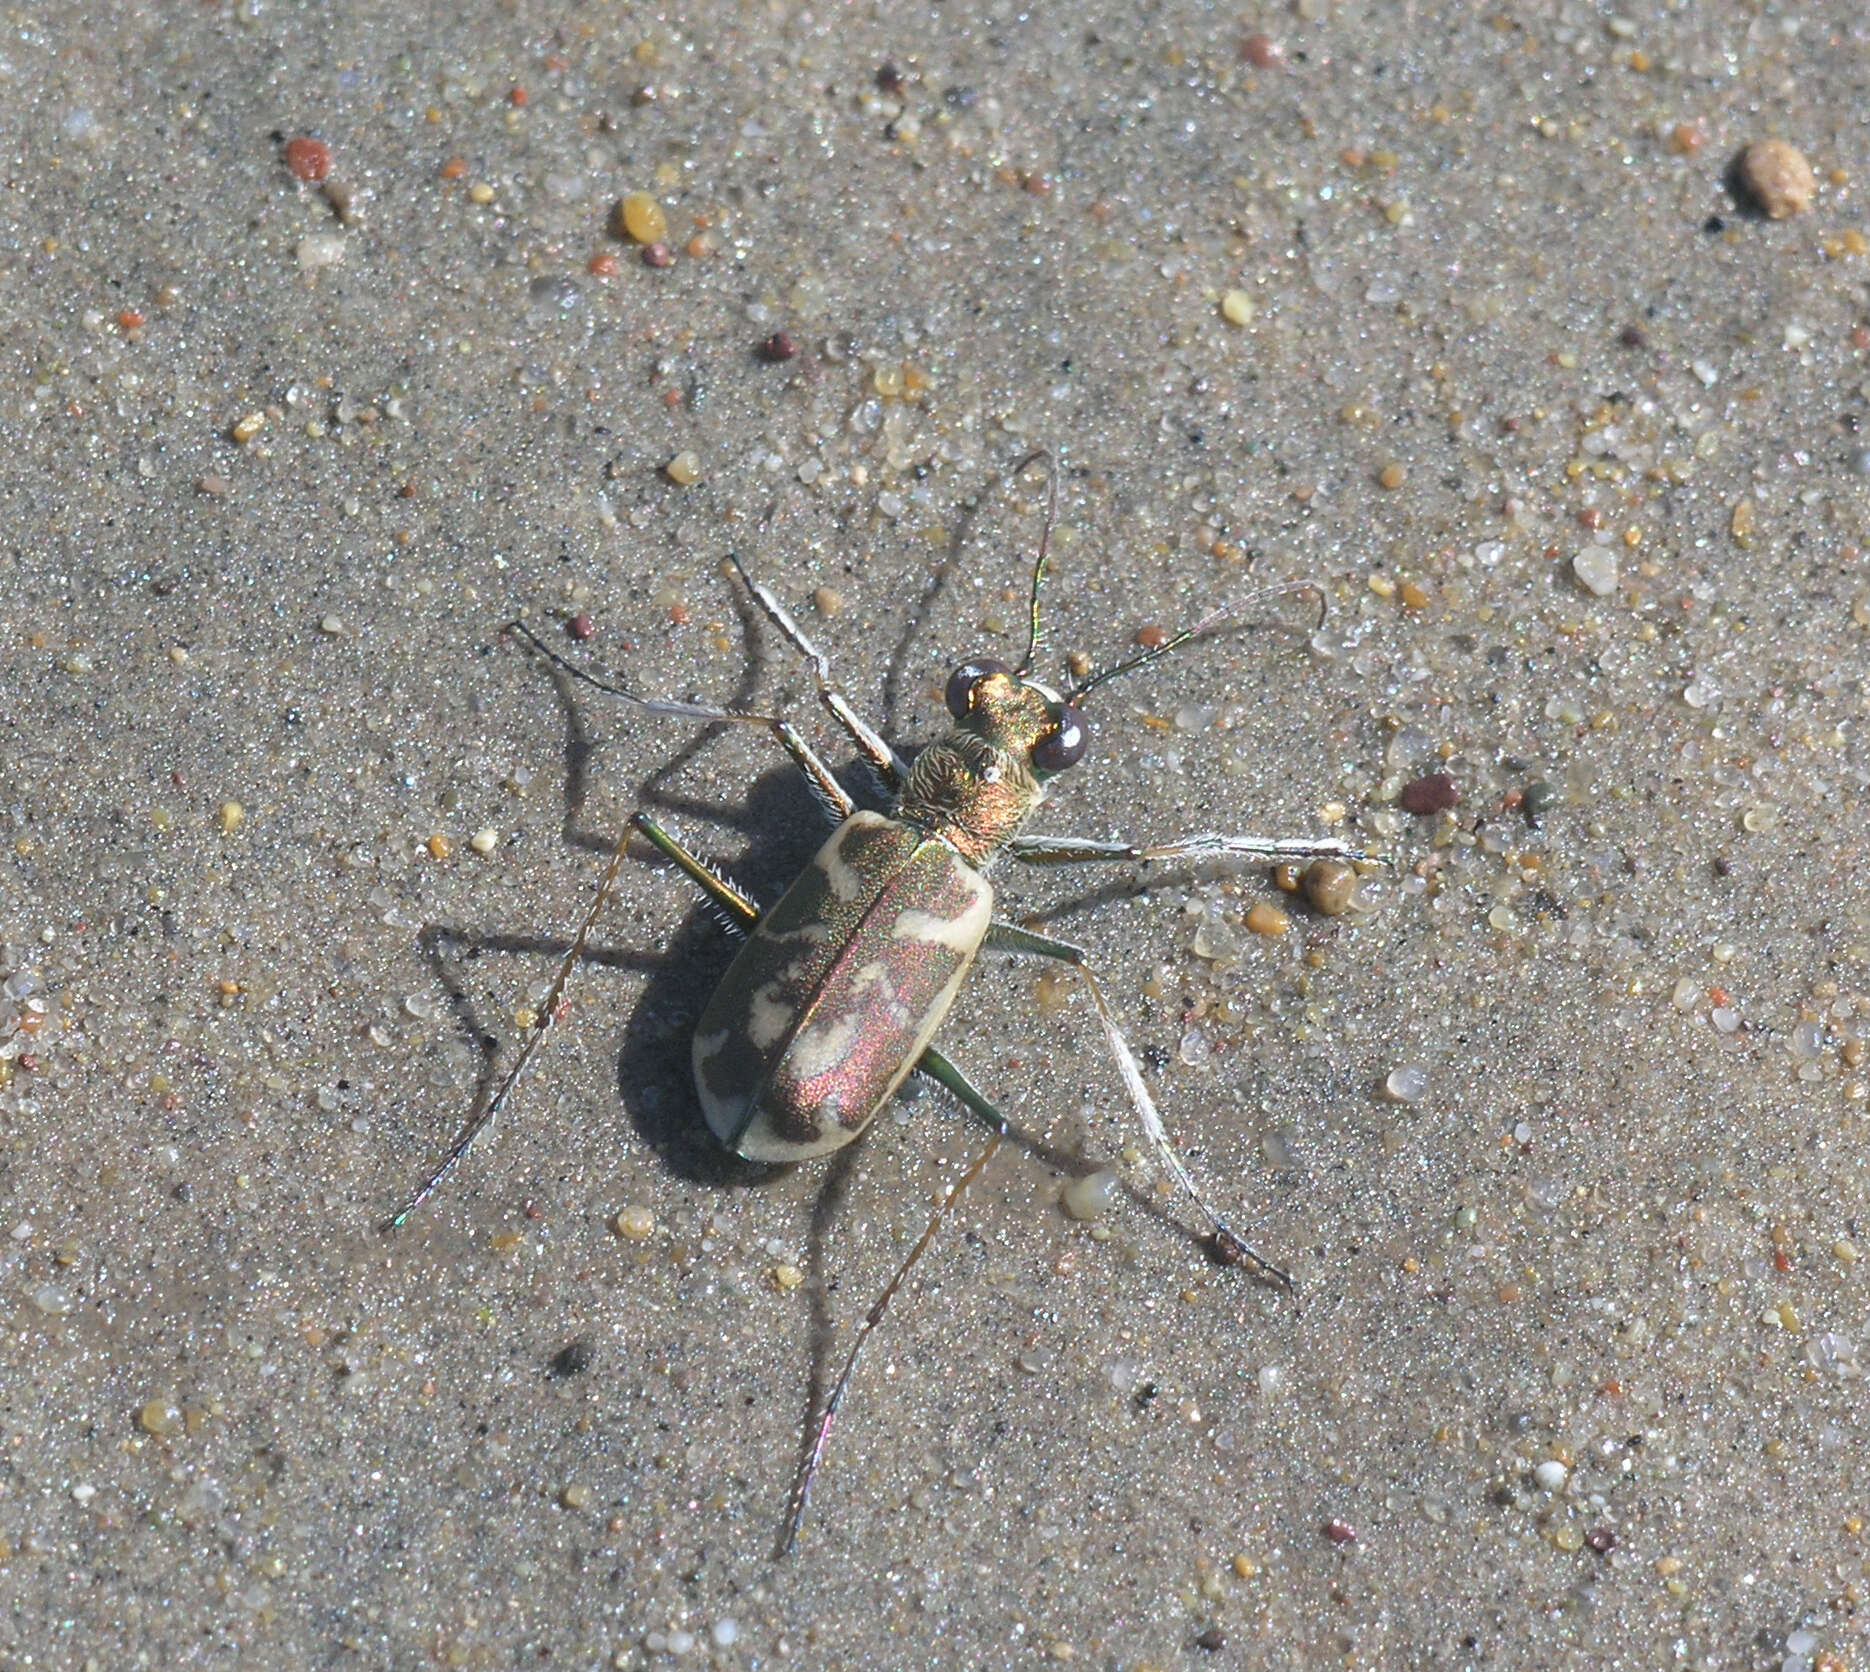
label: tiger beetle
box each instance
[387,452,1371,1555]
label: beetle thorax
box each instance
[896,731,1044,865]
[896,671,1066,865]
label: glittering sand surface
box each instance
[5,5,1868,1667]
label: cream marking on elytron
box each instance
[385,450,1375,1556]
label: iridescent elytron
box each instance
[388,452,1370,1554]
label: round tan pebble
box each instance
[1220,288,1257,326]
[1738,139,1814,219]
[1244,902,1290,937]
[1301,857,1358,916]
[665,451,701,486]
[469,827,500,855]
[614,191,669,244]
[138,1398,182,1436]
[812,586,844,616]
[613,1205,656,1241]
[1377,462,1407,491]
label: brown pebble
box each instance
[1134,623,1169,650]
[1398,772,1460,816]
[1377,462,1407,491]
[812,586,844,617]
[1240,32,1284,68]
[1244,902,1290,937]
[1271,862,1302,893]
[1586,1526,1617,1553]
[758,331,798,362]
[567,614,595,641]
[641,242,674,268]
[1301,857,1358,916]
[284,136,331,182]
[1737,139,1815,219]
[1324,1519,1357,1545]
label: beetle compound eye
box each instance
[944,658,1012,720]
[1031,705,1088,773]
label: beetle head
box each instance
[943,658,1088,777]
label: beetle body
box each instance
[695,811,991,1160]
[696,663,1074,1162]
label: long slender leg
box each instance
[629,812,760,927]
[507,620,856,823]
[387,818,765,1233]
[778,1115,1007,1558]
[383,828,639,1230]
[916,1044,1009,1139]
[1010,832,1373,867]
[721,554,911,793]
[981,920,1294,1294]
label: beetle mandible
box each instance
[389,451,1370,1552]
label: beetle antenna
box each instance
[777,1121,1007,1557]
[1012,448,1058,677]
[1065,579,1329,705]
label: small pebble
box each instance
[1534,1459,1570,1492]
[217,800,245,834]
[469,828,500,855]
[1384,1063,1429,1102]
[319,614,345,636]
[1586,1526,1617,1553]
[230,412,266,444]
[711,1620,739,1648]
[1521,779,1558,822]
[567,613,595,640]
[284,136,331,182]
[614,191,669,244]
[1572,547,1618,597]
[1398,772,1459,815]
[426,833,451,861]
[613,1205,656,1241]
[138,1399,182,1436]
[664,451,701,486]
[1240,32,1285,68]
[1300,857,1357,916]
[559,1483,592,1509]
[1135,623,1169,649]
[812,586,844,616]
[1377,462,1407,490]
[1220,289,1257,326]
[1323,1519,1357,1545]
[1244,901,1289,937]
[769,1263,805,1291]
[1062,1168,1120,1221]
[758,331,798,362]
[1737,139,1815,219]
[641,242,674,268]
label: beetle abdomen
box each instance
[693,811,993,1161]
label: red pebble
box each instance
[1241,33,1285,68]
[1398,772,1460,816]
[642,242,674,268]
[567,614,595,641]
[284,136,332,182]
[758,331,798,362]
[1324,1519,1357,1545]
